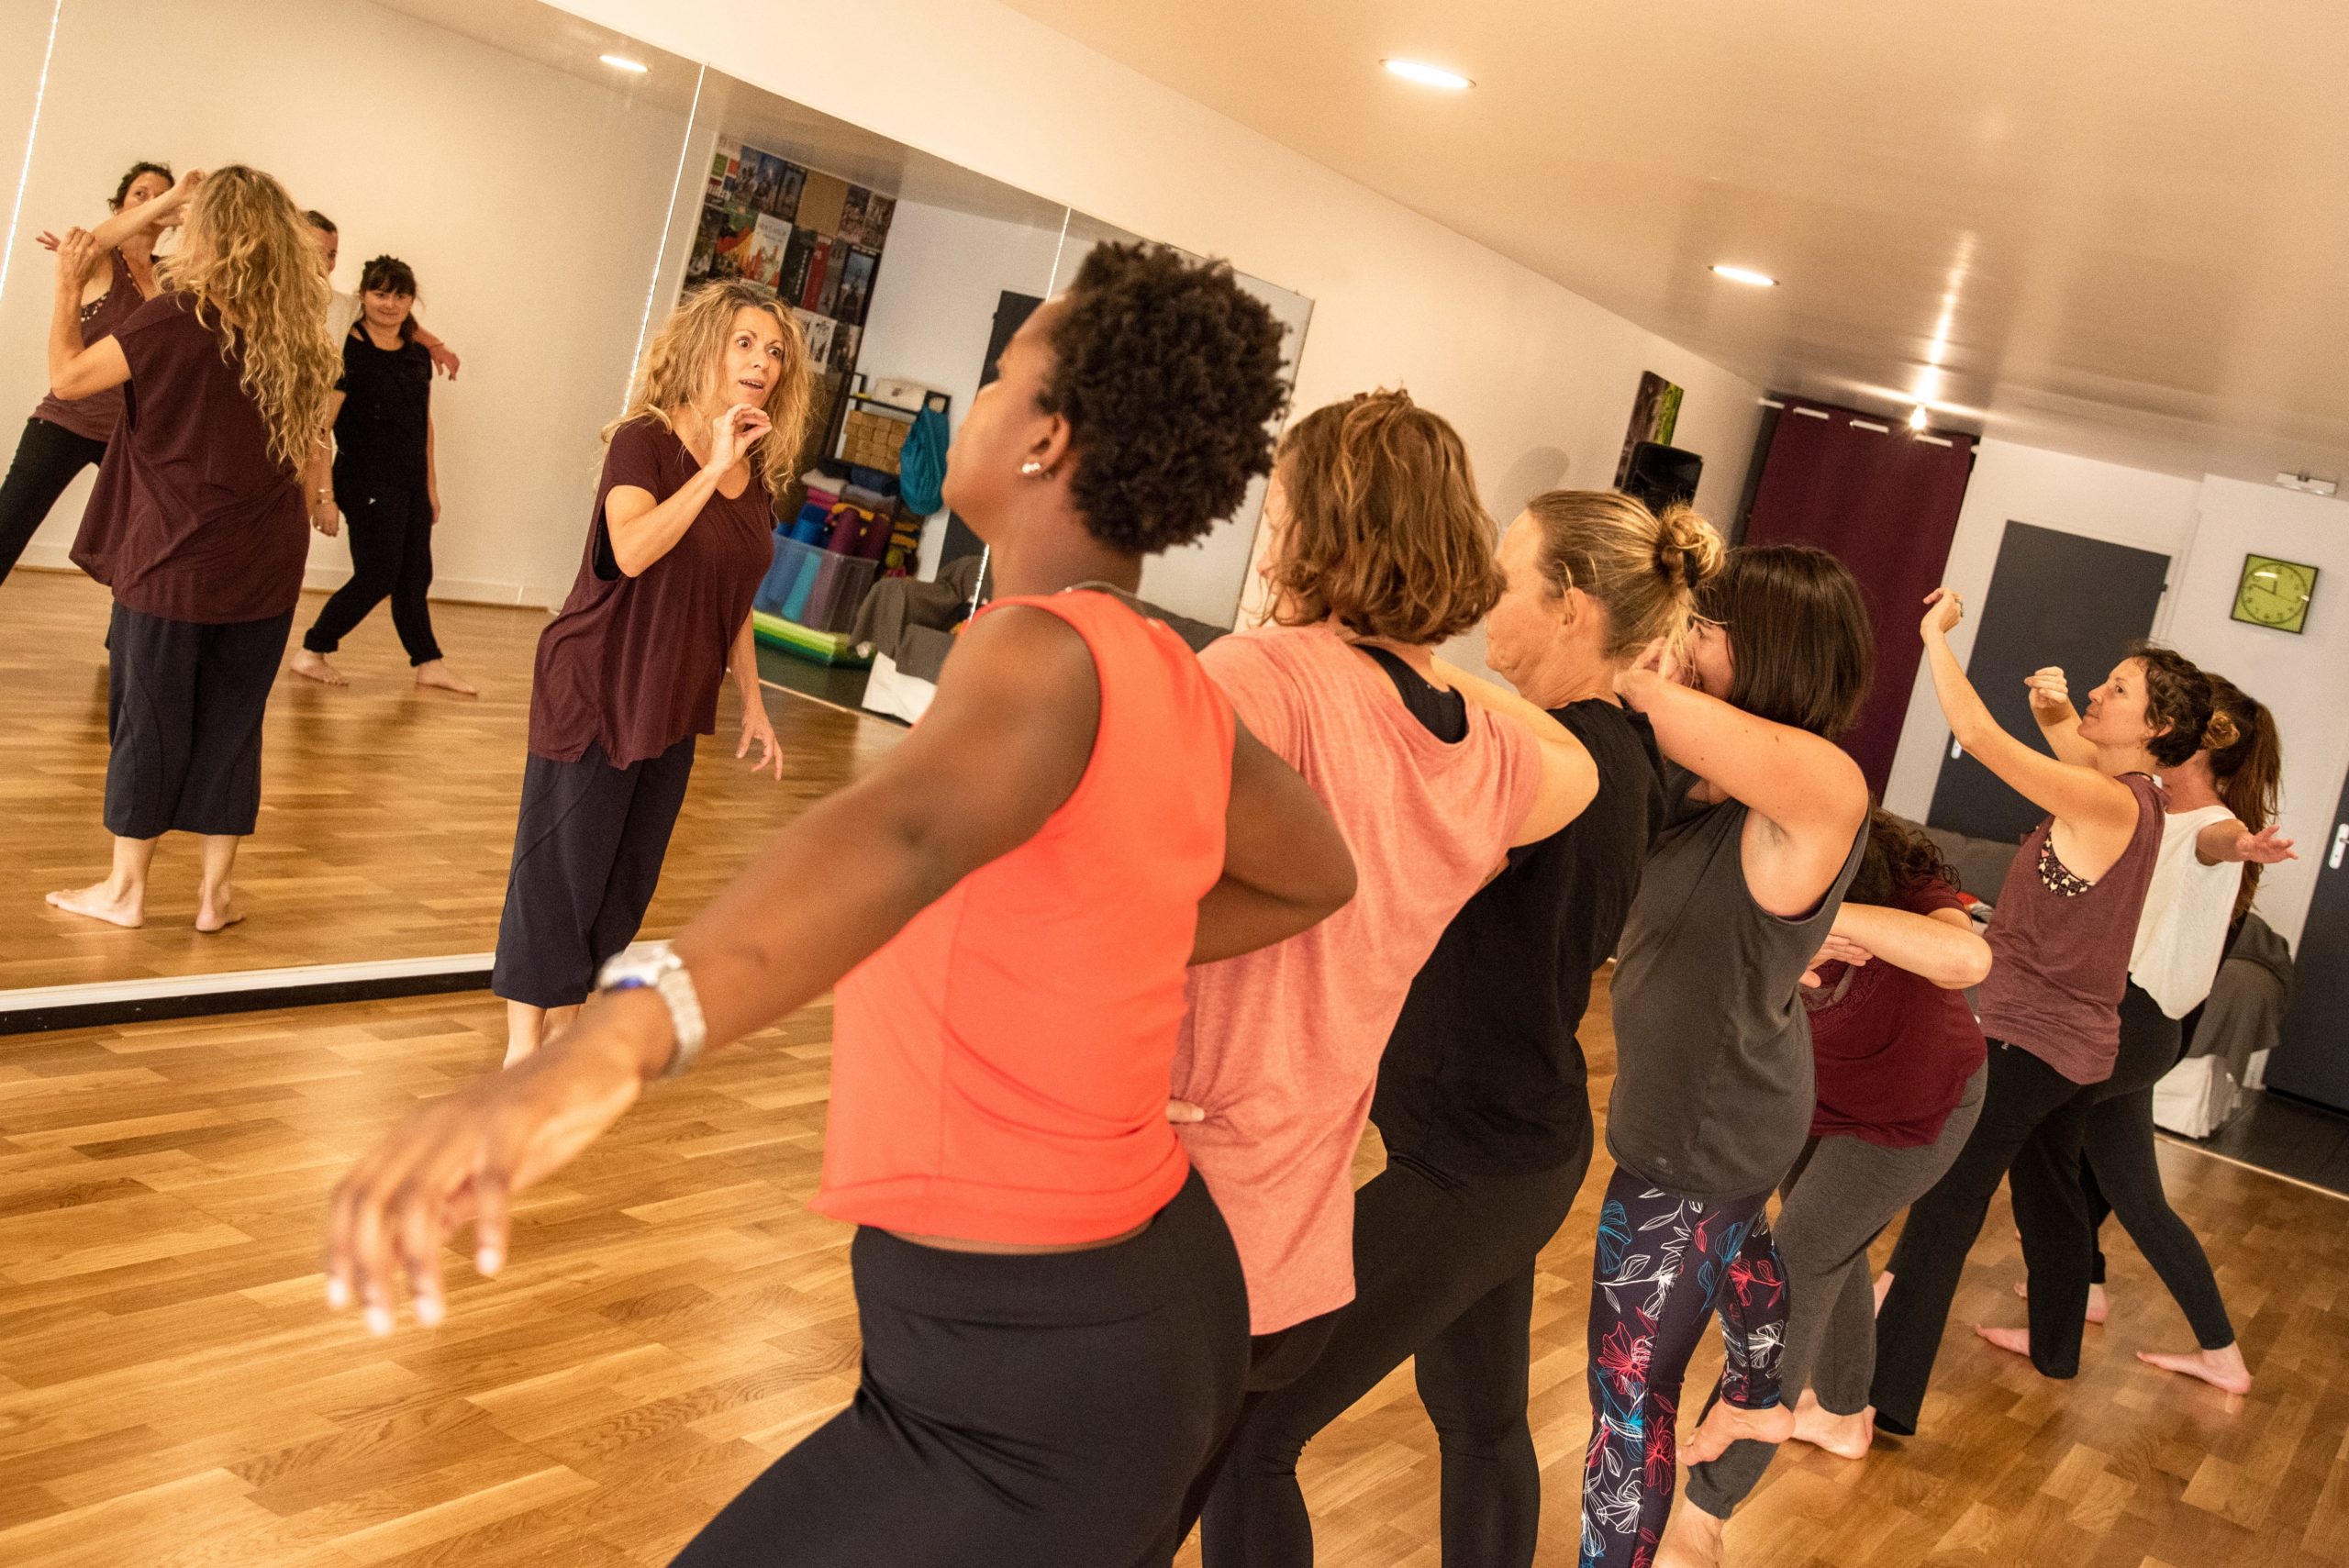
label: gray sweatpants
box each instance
[1683,1065,1987,1518]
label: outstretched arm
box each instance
[2195,817,2296,868]
[47,232,130,399]
[1919,588,2137,838]
[324,602,1121,1330]
[1831,904,1991,990]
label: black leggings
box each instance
[104,601,294,839]
[1872,1039,2099,1432]
[2076,984,2234,1347]
[1197,1135,1590,1566]
[492,738,696,1008]
[671,1170,1249,1568]
[0,415,106,585]
[303,485,442,663]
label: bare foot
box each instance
[502,1036,539,1070]
[195,887,246,932]
[2137,1342,2253,1394]
[1654,1504,1726,1568]
[2014,1278,2109,1323]
[414,660,477,695]
[1976,1325,2032,1358]
[46,881,144,929]
[289,649,348,686]
[1787,1390,1875,1459]
[1684,1399,1795,1463]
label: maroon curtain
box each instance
[1741,400,1975,795]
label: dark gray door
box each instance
[2266,773,2349,1112]
[1926,522,2171,844]
[940,292,1043,571]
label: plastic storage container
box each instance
[753,533,878,634]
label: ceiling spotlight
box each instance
[1709,264,1777,287]
[1909,406,1930,430]
[598,53,650,73]
[1383,60,1474,90]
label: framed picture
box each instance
[2231,553,2318,634]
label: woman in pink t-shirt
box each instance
[1170,389,1600,1550]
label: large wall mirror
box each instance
[0,0,1311,1024]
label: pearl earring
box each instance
[1019,460,1046,478]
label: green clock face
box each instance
[2232,553,2318,634]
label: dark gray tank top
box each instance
[1605,768,1865,1204]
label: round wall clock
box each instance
[2232,553,2318,634]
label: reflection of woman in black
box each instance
[291,255,472,693]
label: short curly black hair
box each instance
[1038,242,1289,555]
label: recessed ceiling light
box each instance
[1383,59,1474,90]
[598,53,649,73]
[1909,405,1930,430]
[1710,264,1777,287]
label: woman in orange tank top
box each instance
[323,245,1357,1565]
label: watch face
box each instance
[2232,554,2316,633]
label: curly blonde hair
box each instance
[160,166,338,472]
[605,280,810,495]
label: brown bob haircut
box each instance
[1695,543,1876,738]
[1263,389,1504,645]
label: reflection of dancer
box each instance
[1207,492,1719,1568]
[1582,545,1872,1568]
[327,245,1356,1566]
[44,166,339,932]
[2013,668,2288,1394]
[304,212,461,377]
[1666,812,1992,1564]
[493,280,805,1066]
[291,255,473,694]
[0,162,182,587]
[1171,393,1600,1559]
[1871,610,2211,1433]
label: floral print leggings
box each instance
[1581,1169,1787,1568]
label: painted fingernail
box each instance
[365,1306,394,1336]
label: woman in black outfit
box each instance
[1203,490,1723,1567]
[290,255,473,694]
[0,161,182,589]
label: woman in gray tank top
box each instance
[1579,545,1872,1568]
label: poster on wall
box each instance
[834,247,878,325]
[801,237,834,313]
[1615,370,1685,488]
[829,323,862,375]
[838,186,870,246]
[795,307,837,365]
[742,215,794,289]
[862,195,896,247]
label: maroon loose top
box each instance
[528,416,774,765]
[70,292,308,624]
[36,249,145,441]
[1976,773,2165,1084]
[1806,875,1987,1149]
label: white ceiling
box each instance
[998,0,2349,486]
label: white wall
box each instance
[851,196,1067,578]
[0,0,690,610]
[2160,477,2349,946]
[1882,441,2349,949]
[1882,440,2205,819]
[0,2,61,315]
[545,0,1766,663]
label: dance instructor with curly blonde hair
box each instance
[43,165,339,935]
[492,279,809,1066]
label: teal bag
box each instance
[897,406,949,515]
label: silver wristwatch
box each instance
[595,947,707,1079]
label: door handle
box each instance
[2332,822,2348,871]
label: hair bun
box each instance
[2202,710,2241,751]
[1653,502,1726,589]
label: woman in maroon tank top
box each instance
[1871,589,2213,1434]
[0,161,184,587]
[327,246,1358,1566]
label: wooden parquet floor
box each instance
[3,973,2345,1567]
[0,569,903,994]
